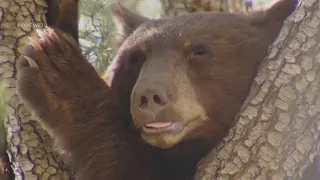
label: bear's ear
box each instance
[249,0,299,39]
[110,2,149,48]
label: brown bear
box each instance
[16,0,297,179]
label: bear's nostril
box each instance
[153,95,162,104]
[168,93,173,101]
[139,96,148,108]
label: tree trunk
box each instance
[160,0,250,16]
[160,0,320,179]
[2,0,319,180]
[0,0,70,179]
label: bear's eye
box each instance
[128,51,145,65]
[191,44,210,57]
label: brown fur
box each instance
[16,0,297,179]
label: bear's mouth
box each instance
[142,121,183,134]
[144,121,173,129]
[143,122,173,133]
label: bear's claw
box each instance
[23,56,39,69]
[28,37,42,51]
[45,26,59,40]
[35,29,48,42]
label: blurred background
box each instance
[76,0,273,74]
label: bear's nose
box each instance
[134,83,172,114]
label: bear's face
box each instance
[127,14,270,149]
[107,1,294,149]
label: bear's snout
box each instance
[133,83,173,114]
[131,82,177,130]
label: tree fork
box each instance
[195,0,320,179]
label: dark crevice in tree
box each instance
[0,151,14,180]
[46,0,79,44]
[0,113,14,180]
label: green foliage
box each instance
[0,81,6,125]
[0,81,7,152]
[78,0,161,74]
[79,0,116,74]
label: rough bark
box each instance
[160,0,250,17]
[1,0,319,180]
[194,0,320,179]
[0,0,70,179]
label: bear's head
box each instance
[104,0,296,149]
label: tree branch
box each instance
[195,0,320,179]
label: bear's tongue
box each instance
[145,122,173,128]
